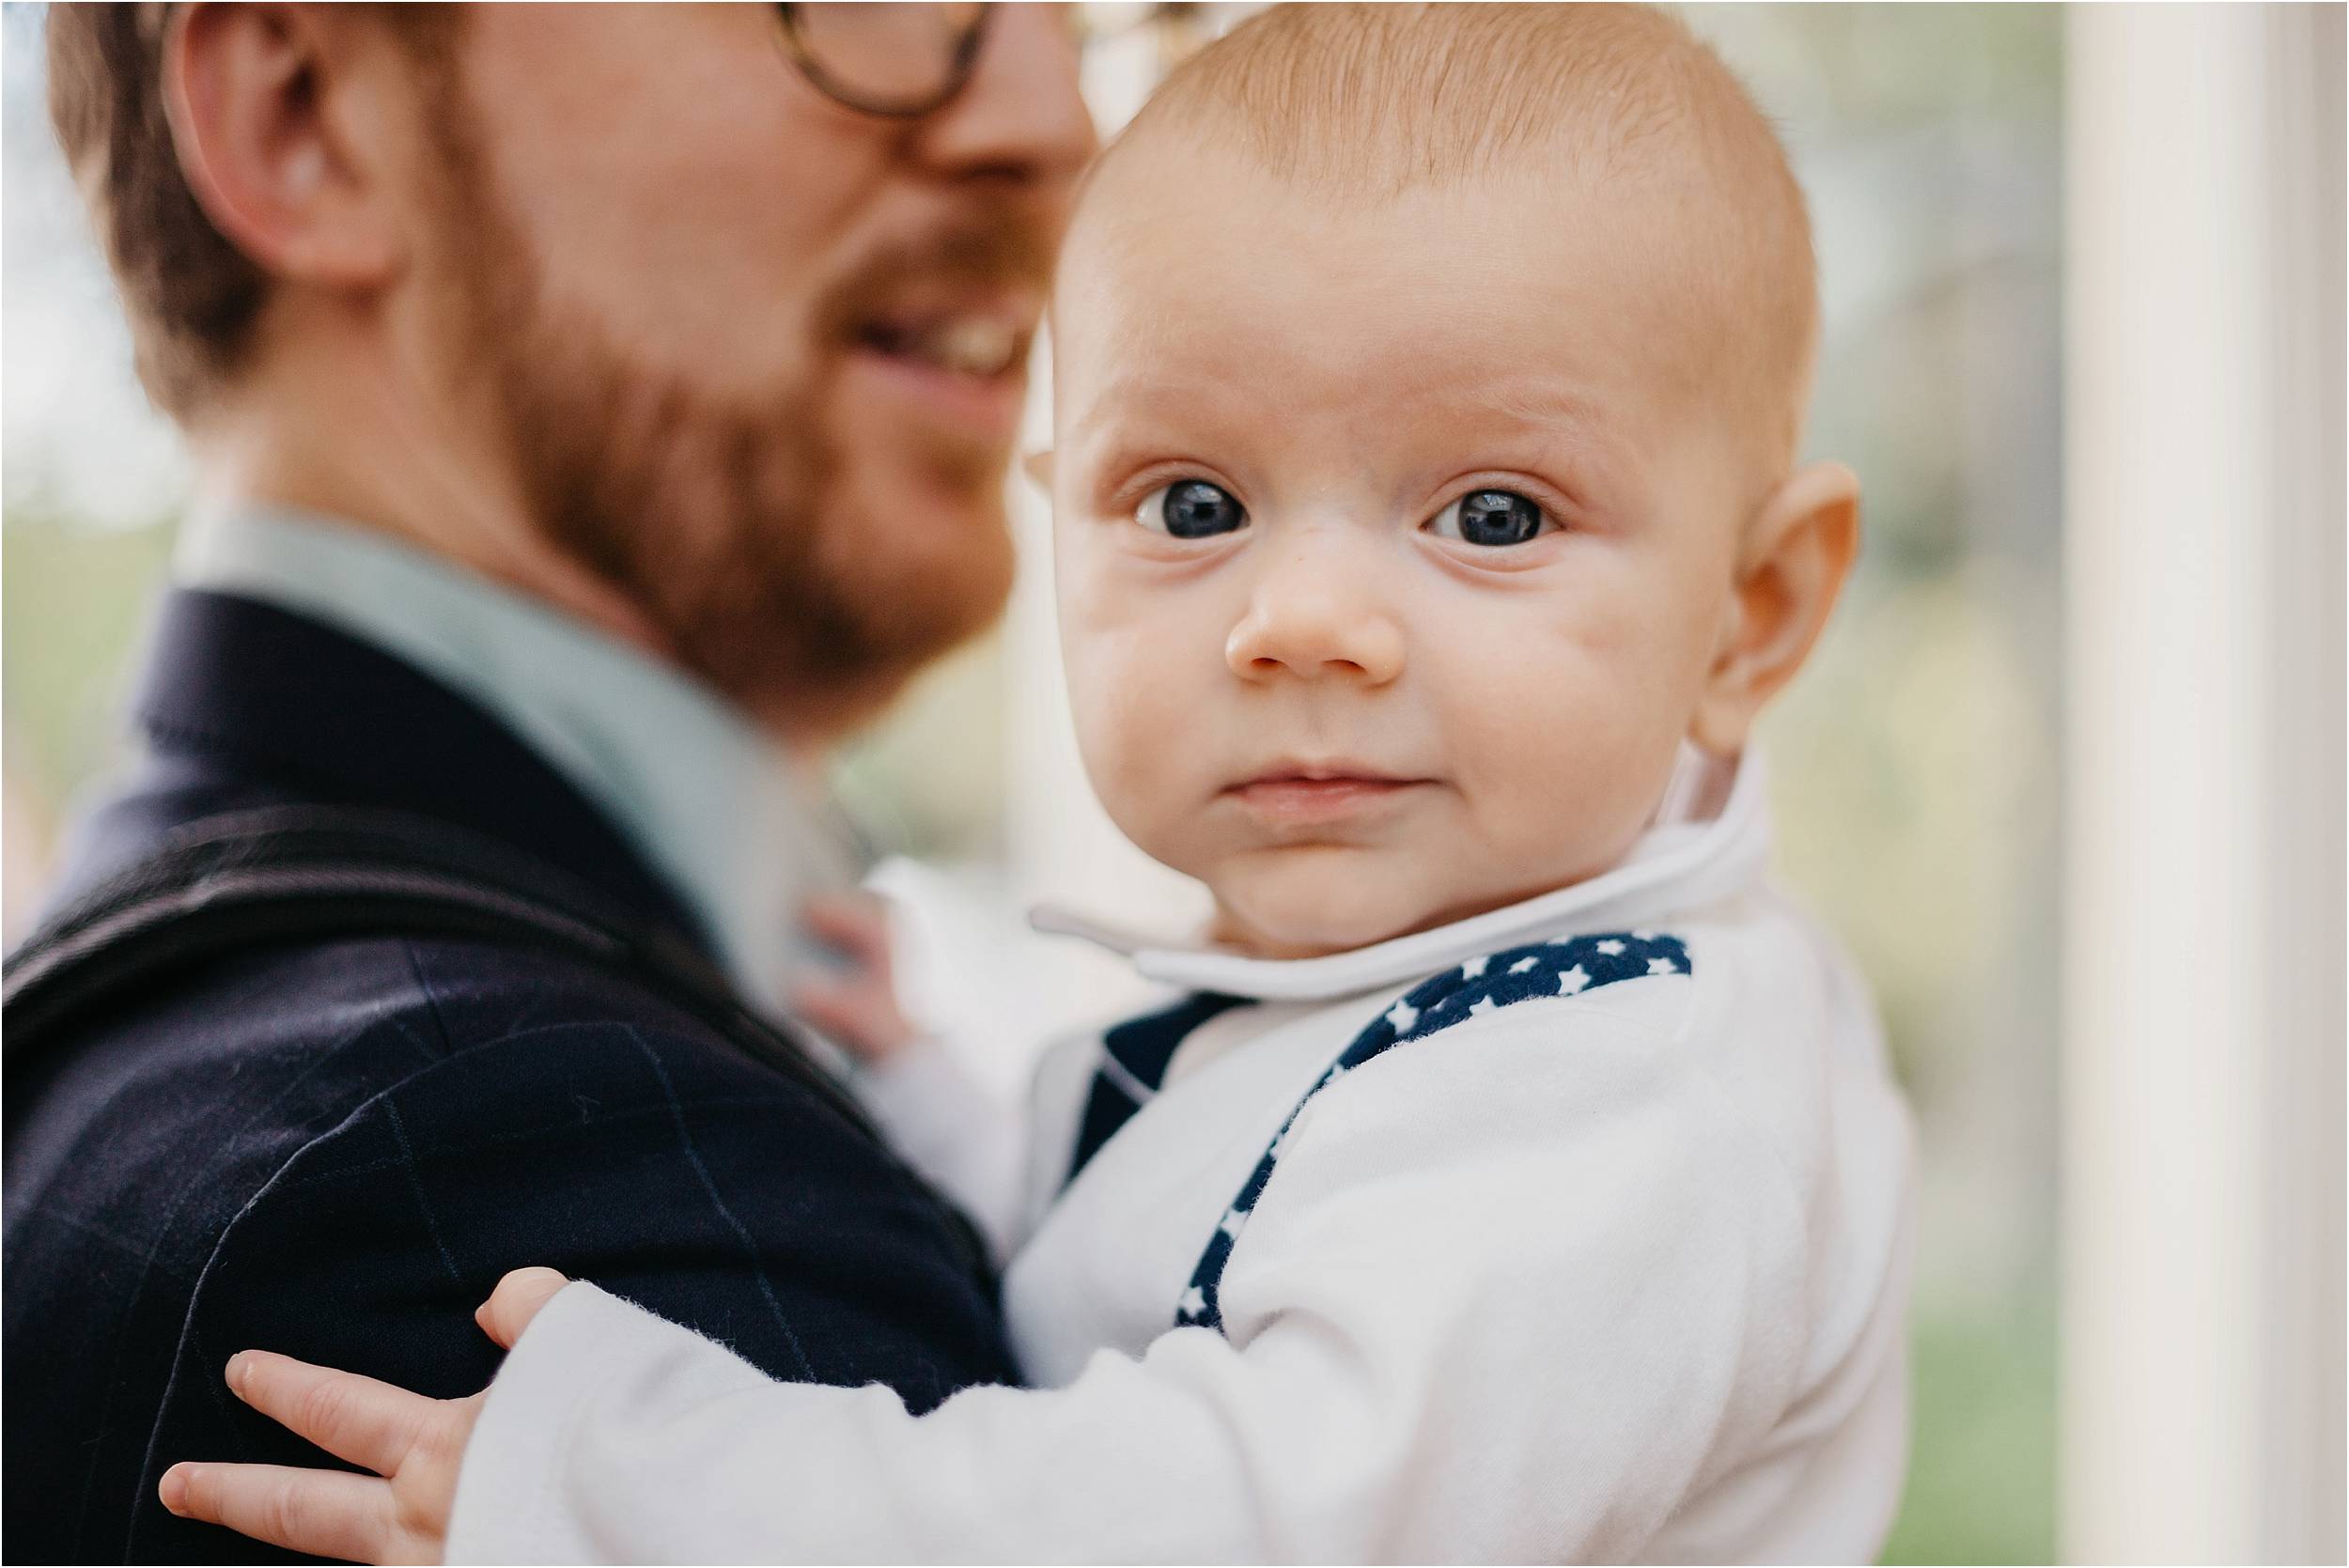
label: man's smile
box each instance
[844,291,1041,443]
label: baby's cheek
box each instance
[1435,646,1668,876]
[1065,660,1207,870]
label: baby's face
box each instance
[1050,145,1760,956]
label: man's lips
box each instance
[854,309,1032,379]
[843,348,1027,443]
[1221,768,1437,825]
[844,296,1038,442]
[850,285,1040,371]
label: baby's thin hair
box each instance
[1105,3,1821,476]
[1142,5,1738,192]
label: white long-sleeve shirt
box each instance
[447,754,1916,1563]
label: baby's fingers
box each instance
[475,1266,571,1349]
[801,892,894,974]
[160,1461,406,1563]
[224,1350,444,1476]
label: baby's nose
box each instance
[1224,543,1405,685]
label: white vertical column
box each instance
[2061,6,2345,1562]
[2250,14,2348,1560]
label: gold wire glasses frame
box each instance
[774,3,1191,119]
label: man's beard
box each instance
[430,131,1036,729]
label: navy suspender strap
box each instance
[1173,930,1693,1333]
[1064,991,1252,1188]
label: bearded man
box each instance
[2,6,1093,1560]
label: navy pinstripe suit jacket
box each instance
[2,590,1018,1562]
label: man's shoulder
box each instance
[395,933,792,1077]
[29,921,756,1072]
[355,935,871,1169]
[5,932,814,1240]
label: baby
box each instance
[164,6,1914,1560]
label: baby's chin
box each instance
[1198,831,1639,958]
[1206,863,1505,960]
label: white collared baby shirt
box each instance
[447,754,1916,1563]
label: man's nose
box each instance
[912,6,1097,194]
[1225,536,1407,687]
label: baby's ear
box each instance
[1688,460,1860,756]
[1021,449,1055,492]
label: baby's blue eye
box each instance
[1138,480,1248,538]
[1427,489,1550,547]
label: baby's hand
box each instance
[158,1267,571,1563]
[792,892,920,1065]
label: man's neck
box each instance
[185,348,677,671]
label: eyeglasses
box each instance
[774,4,991,119]
[775,3,1192,120]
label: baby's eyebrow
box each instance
[1060,371,1239,447]
[1441,377,1614,432]
[1065,372,1615,445]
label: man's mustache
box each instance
[815,205,1060,344]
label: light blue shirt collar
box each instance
[173,504,865,1017]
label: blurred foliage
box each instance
[1883,1285,2061,1564]
[836,633,1010,862]
[3,505,177,823]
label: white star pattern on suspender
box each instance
[1172,930,1693,1331]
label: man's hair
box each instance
[47,4,257,419]
[1108,2,1821,471]
[44,4,452,422]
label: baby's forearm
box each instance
[452,1283,1287,1562]
[454,1281,1387,1563]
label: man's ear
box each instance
[1688,459,1860,755]
[1021,449,1055,492]
[162,3,406,289]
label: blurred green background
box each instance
[4,6,2063,1560]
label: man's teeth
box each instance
[903,318,1019,377]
